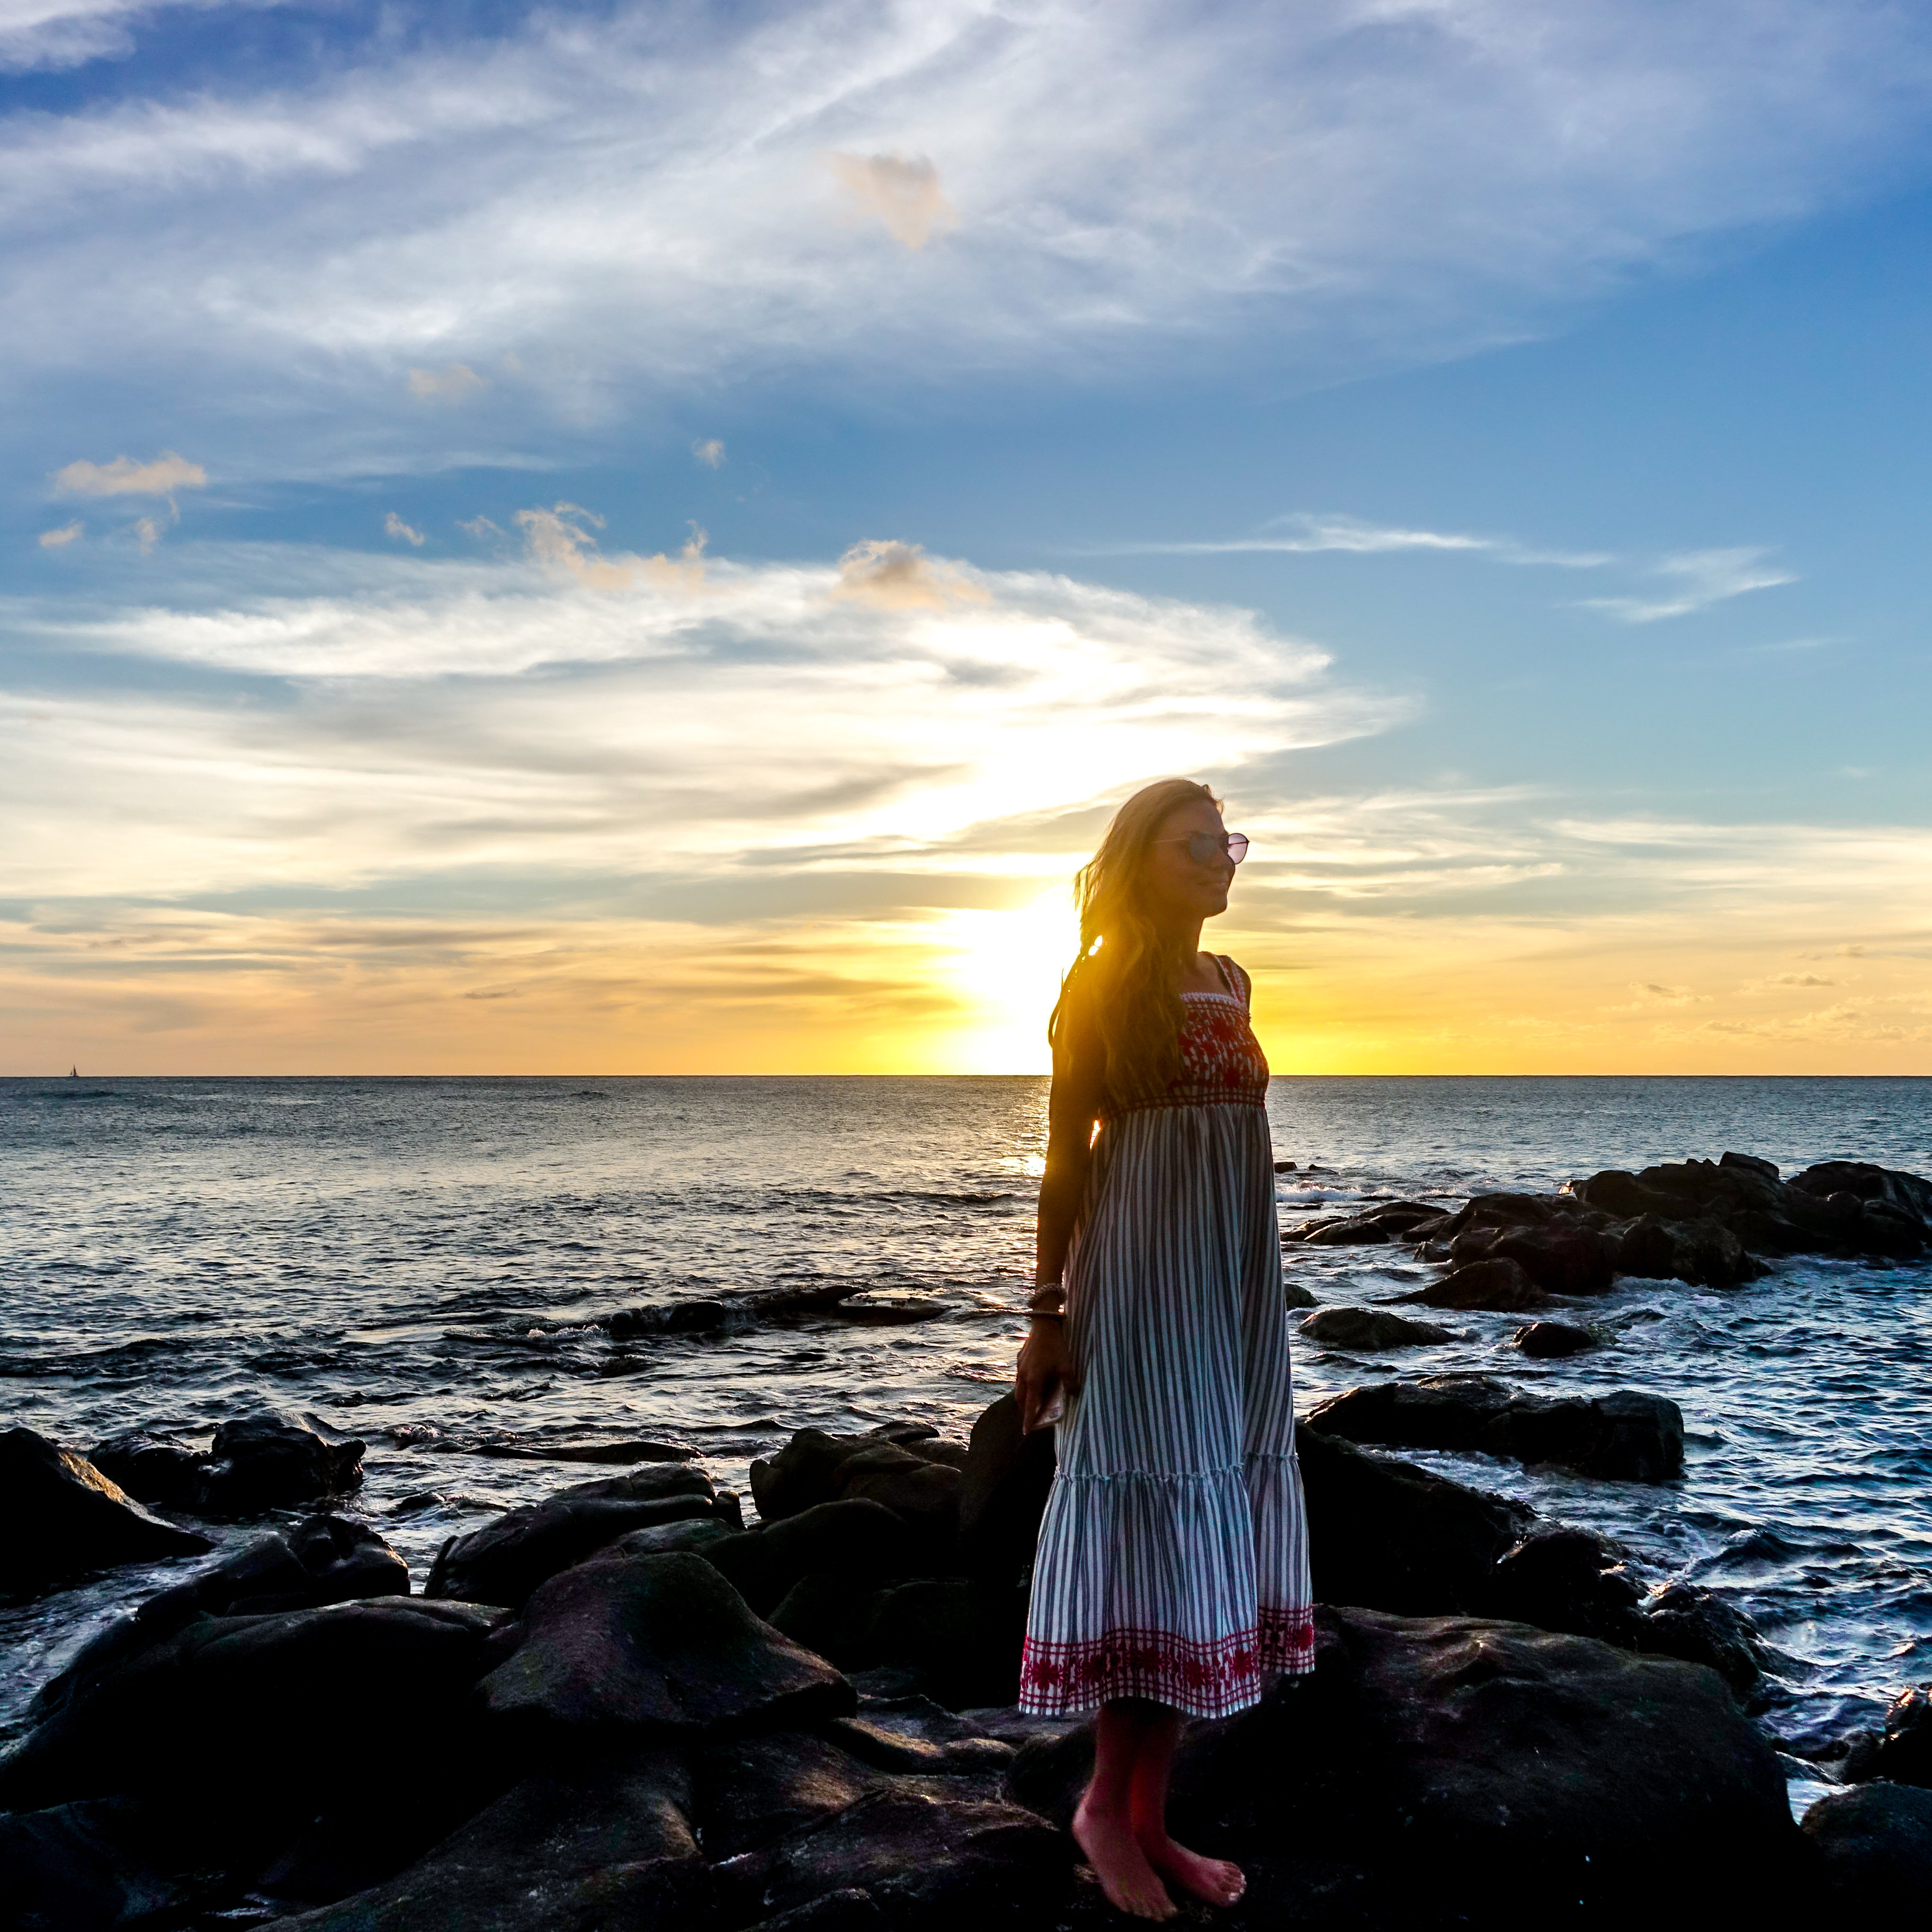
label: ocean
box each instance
[4,1074,1930,1814]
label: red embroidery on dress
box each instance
[1101,990,1269,1120]
[1018,1608,1314,1715]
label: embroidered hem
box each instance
[1017,1606,1316,1719]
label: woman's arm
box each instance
[1015,981,1105,1431]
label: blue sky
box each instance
[5,0,1932,1073]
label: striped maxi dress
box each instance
[1018,955,1314,1720]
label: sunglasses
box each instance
[1154,831,1250,865]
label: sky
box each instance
[5,0,1932,1076]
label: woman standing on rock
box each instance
[1015,777,1313,1922]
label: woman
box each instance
[1014,778,1313,1922]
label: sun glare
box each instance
[936,890,1083,1074]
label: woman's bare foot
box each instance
[1073,1797,1178,1920]
[1137,1829,1246,1909]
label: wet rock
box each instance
[697,1731,878,1859]
[821,1714,1014,1778]
[1283,1275,1319,1308]
[1802,1783,1932,1911]
[1479,1527,1643,1643]
[1613,1213,1756,1287]
[750,1426,937,1524]
[611,1515,735,1561]
[1010,1606,1801,1919]
[955,1394,1055,1582]
[0,1795,200,1932]
[426,1462,720,1609]
[1291,1200,1445,1246]
[1792,1157,1932,1223]
[704,1498,917,1618]
[194,1414,365,1517]
[1636,1581,1769,1696]
[1299,1306,1453,1350]
[1395,1256,1551,1312]
[832,1447,961,1554]
[2,1426,212,1596]
[0,1597,503,1815]
[754,1789,1070,1925]
[28,1519,410,1726]
[609,1299,733,1338]
[1295,1428,1532,1617]
[1304,1375,1685,1482]
[1455,1219,1617,1296]
[85,1431,205,1510]
[1852,1683,1932,1786]
[1511,1319,1598,1357]
[258,1746,699,1932]
[480,1549,854,1740]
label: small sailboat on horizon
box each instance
[69,1065,80,1079]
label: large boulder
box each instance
[193,1414,365,1517]
[28,1517,409,1727]
[1291,1201,1445,1246]
[86,1432,205,1510]
[0,1597,503,1815]
[1511,1319,1598,1358]
[1478,1527,1642,1644]
[0,1427,212,1596]
[1449,1221,1616,1296]
[479,1549,854,1740]
[1634,1581,1769,1697]
[954,1394,1056,1582]
[257,1747,700,1932]
[1008,1605,1803,1921]
[695,1731,879,1859]
[1865,1683,1932,1785]
[1305,1375,1685,1483]
[0,1795,200,1932]
[750,1788,1071,1926]
[1802,1783,1932,1911]
[1295,1429,1531,1616]
[1395,1257,1551,1312]
[748,1424,963,1525]
[426,1463,720,1609]
[703,1499,918,1618]
[1299,1307,1453,1350]
[858,1578,1029,1709]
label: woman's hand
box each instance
[1016,1318,1078,1434]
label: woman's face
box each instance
[1143,798,1234,924]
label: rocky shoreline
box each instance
[4,1150,1930,1927]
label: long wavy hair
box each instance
[1049,778,1221,1106]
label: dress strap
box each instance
[1214,954,1248,1006]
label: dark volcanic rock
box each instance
[1802,1783,1932,1911]
[748,1427,964,1560]
[85,1431,204,1510]
[1635,1580,1769,1696]
[193,1413,365,1517]
[1299,1306,1454,1350]
[262,1514,409,1611]
[1,1426,212,1596]
[1396,1256,1551,1312]
[754,1789,1070,1925]
[704,1498,917,1618]
[955,1394,1056,1581]
[1007,1605,1802,1921]
[1479,1528,1643,1643]
[0,1795,200,1932]
[0,1597,502,1815]
[1292,1201,1444,1246]
[258,1746,699,1932]
[1865,1683,1932,1785]
[1295,1429,1532,1617]
[480,1549,854,1740]
[696,1731,877,1859]
[767,1571,893,1670]
[609,1299,733,1338]
[1305,1375,1684,1482]
[1449,1220,1617,1296]
[1511,1319,1598,1358]
[426,1462,719,1609]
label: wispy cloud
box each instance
[38,519,82,548]
[383,511,425,547]
[830,538,986,611]
[2,4,1928,478]
[692,439,726,469]
[1580,546,1796,622]
[51,451,205,498]
[1087,513,1610,567]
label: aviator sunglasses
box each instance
[1154,831,1250,865]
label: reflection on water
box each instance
[3,1074,1929,1810]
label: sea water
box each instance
[4,1075,1929,1815]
